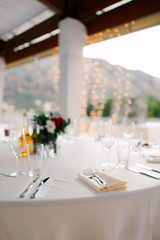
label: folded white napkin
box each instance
[147,156,160,163]
[142,149,160,163]
[78,172,127,192]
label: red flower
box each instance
[53,117,64,128]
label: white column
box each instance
[0,57,5,119]
[59,17,86,121]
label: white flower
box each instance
[46,120,56,134]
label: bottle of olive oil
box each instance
[20,112,34,156]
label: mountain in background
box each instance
[84,58,160,101]
[4,55,160,111]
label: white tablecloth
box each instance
[0,138,160,240]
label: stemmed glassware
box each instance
[100,120,115,170]
[122,121,135,141]
[9,127,27,177]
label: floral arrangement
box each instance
[33,112,70,144]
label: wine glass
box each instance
[9,128,27,177]
[122,121,135,141]
[100,121,115,170]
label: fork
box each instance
[84,168,105,186]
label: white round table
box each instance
[0,138,160,240]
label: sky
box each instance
[83,24,160,78]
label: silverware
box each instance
[136,164,160,173]
[30,177,50,199]
[19,176,40,198]
[84,168,105,186]
[127,166,160,179]
[0,172,16,178]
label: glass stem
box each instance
[15,155,19,174]
[106,149,110,164]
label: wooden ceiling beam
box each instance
[38,0,65,14]
[86,0,160,35]
[1,14,60,54]
[5,35,58,64]
[2,0,160,64]
[78,0,121,19]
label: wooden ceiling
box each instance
[0,0,160,64]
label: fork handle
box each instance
[93,175,105,186]
[0,173,14,178]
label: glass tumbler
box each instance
[117,139,131,168]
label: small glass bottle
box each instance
[20,112,34,156]
[32,120,38,144]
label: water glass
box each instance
[117,139,131,168]
[44,142,55,159]
[27,144,44,177]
